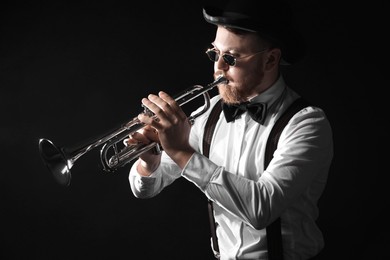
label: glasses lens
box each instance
[206,50,219,62]
[222,54,236,66]
[206,49,236,66]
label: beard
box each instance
[218,84,246,104]
[218,75,264,105]
[215,64,266,104]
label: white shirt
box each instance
[129,76,334,260]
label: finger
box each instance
[141,126,160,143]
[138,111,161,130]
[158,91,188,120]
[140,96,172,127]
[129,131,152,145]
[124,136,139,146]
[158,91,175,105]
[141,96,168,117]
[148,94,176,117]
[139,97,160,121]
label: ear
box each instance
[264,48,282,71]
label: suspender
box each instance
[263,97,310,260]
[202,97,310,259]
[203,99,223,256]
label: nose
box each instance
[215,54,229,71]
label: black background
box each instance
[1,0,387,259]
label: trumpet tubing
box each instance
[38,75,228,186]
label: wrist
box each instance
[170,149,195,169]
[137,159,160,176]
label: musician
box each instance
[127,0,333,259]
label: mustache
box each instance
[214,73,231,84]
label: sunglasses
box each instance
[205,48,268,67]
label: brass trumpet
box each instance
[38,75,228,186]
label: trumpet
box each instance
[38,75,228,186]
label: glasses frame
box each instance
[205,48,268,67]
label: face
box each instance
[211,27,272,104]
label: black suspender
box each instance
[263,97,311,260]
[203,99,223,256]
[202,97,310,259]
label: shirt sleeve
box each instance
[182,106,333,230]
[129,153,182,198]
[128,101,214,199]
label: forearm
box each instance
[181,152,275,229]
[168,149,195,169]
[129,154,182,198]
[136,158,161,177]
[182,151,328,230]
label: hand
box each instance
[125,125,161,176]
[138,91,195,168]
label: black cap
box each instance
[203,0,306,64]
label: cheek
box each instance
[229,68,255,87]
[236,63,264,84]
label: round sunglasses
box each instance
[205,48,268,66]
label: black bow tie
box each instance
[222,101,267,124]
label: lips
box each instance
[215,73,231,85]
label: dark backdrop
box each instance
[1,1,387,259]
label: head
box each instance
[209,26,281,104]
[203,0,305,104]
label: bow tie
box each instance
[222,101,267,124]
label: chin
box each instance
[218,84,244,104]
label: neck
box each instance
[250,72,280,100]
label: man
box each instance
[127,0,333,259]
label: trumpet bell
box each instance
[39,138,72,186]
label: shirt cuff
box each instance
[181,152,219,191]
[129,159,160,198]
